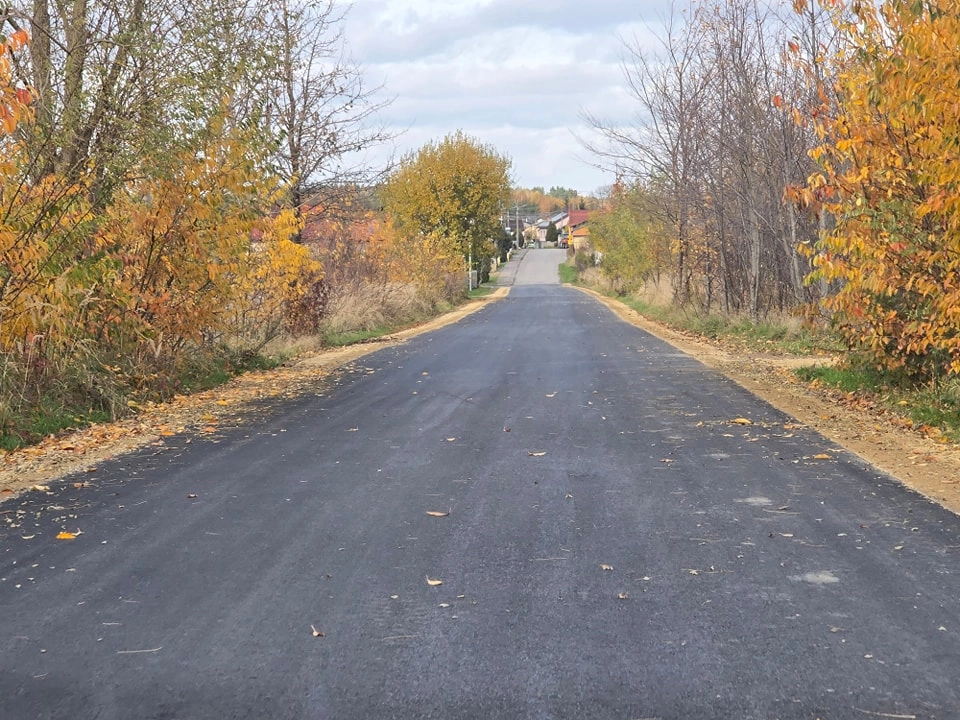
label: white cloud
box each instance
[342,0,675,193]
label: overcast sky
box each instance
[342,0,674,196]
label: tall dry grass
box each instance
[321,280,443,336]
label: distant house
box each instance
[536,211,570,244]
[562,209,591,250]
[569,224,591,252]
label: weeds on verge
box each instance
[796,364,960,442]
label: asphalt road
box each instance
[2,249,959,719]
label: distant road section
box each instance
[513,248,567,285]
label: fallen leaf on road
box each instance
[426,576,443,586]
[426,510,449,517]
[545,392,557,398]
[446,437,456,442]
[600,564,614,571]
[187,493,198,499]
[565,493,573,499]
[346,427,358,432]
[617,593,629,600]
[812,453,832,460]
[57,531,79,540]
[438,603,450,608]
[201,426,217,434]
[31,484,50,493]
[311,625,324,637]
[528,451,546,457]
[686,569,699,575]
[730,418,752,425]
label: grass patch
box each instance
[468,284,498,299]
[558,262,579,284]
[322,327,396,347]
[796,364,960,441]
[0,345,284,451]
[619,295,837,356]
[0,403,113,451]
[178,348,284,394]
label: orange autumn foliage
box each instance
[799,0,960,379]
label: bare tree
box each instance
[583,10,713,304]
[263,0,394,234]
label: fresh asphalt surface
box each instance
[2,249,959,719]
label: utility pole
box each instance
[514,203,522,247]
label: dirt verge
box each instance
[577,287,960,516]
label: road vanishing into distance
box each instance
[2,248,960,719]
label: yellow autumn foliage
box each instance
[802,0,960,379]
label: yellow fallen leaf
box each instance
[812,453,831,460]
[600,564,614,571]
[159,430,176,437]
[426,576,443,586]
[528,451,547,457]
[31,484,50,493]
[57,532,78,540]
[216,400,229,406]
[201,426,217,434]
[730,418,752,425]
[426,510,449,517]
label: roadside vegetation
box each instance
[564,0,960,443]
[0,4,509,451]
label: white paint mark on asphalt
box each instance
[791,571,840,585]
[737,496,773,506]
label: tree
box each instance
[590,181,669,293]
[382,131,511,277]
[263,0,393,235]
[798,0,960,379]
[545,221,558,245]
[582,0,824,314]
